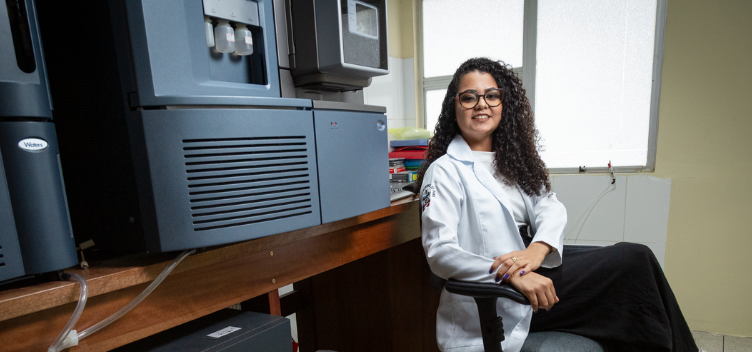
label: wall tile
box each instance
[624,175,671,244]
[552,175,627,242]
[364,57,405,121]
[403,57,416,125]
[387,119,405,129]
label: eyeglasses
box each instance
[455,88,505,109]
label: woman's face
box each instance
[454,71,503,151]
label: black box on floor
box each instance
[113,309,291,352]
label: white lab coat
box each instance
[421,135,567,352]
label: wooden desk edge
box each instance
[0,200,418,322]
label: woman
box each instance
[418,58,699,352]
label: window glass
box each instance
[535,0,657,168]
[422,0,524,78]
[426,89,448,133]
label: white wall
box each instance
[363,57,417,140]
[552,174,671,267]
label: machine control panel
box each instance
[203,0,260,27]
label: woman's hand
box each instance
[489,242,552,282]
[507,271,559,312]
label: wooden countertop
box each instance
[0,199,419,351]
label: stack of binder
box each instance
[388,139,429,171]
[389,158,405,173]
[387,139,428,201]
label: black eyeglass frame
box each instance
[455,88,505,109]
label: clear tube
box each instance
[566,184,615,241]
[77,249,195,341]
[48,273,88,352]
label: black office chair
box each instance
[427,245,604,352]
[411,183,604,352]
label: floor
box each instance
[693,331,752,352]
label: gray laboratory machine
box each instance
[35,0,390,253]
[278,0,391,223]
[0,0,78,282]
[113,309,291,352]
[284,0,389,91]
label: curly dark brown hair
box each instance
[415,57,551,197]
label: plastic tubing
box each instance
[77,249,196,341]
[566,184,615,241]
[48,273,88,352]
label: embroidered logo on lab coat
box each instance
[421,184,435,211]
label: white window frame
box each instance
[417,0,668,173]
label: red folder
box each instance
[389,146,428,160]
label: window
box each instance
[422,0,523,131]
[419,0,667,172]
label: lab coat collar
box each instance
[446,134,475,162]
[447,135,517,225]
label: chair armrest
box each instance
[429,245,605,306]
[444,279,530,305]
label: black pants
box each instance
[529,243,698,352]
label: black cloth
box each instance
[528,243,698,352]
[519,225,532,247]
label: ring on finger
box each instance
[512,257,517,262]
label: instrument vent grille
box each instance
[183,136,315,232]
